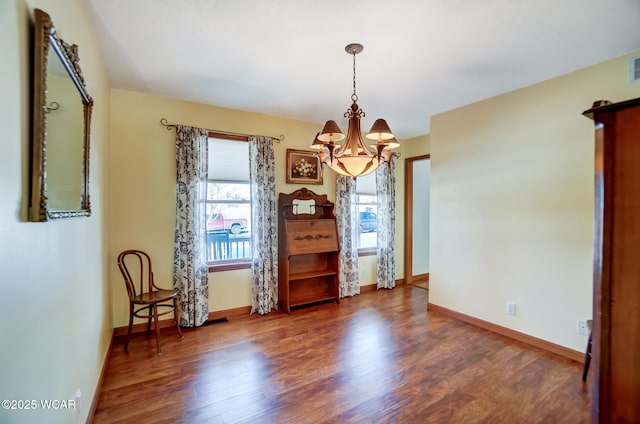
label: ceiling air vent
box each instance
[630,55,640,84]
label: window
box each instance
[206,137,252,267]
[355,172,377,251]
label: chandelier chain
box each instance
[351,50,358,103]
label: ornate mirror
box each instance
[292,199,316,215]
[30,8,93,221]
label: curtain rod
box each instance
[160,118,284,142]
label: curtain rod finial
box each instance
[160,118,176,130]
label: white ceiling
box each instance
[84,0,640,139]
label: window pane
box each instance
[206,201,250,232]
[356,194,376,204]
[356,174,377,249]
[207,181,251,201]
[205,134,252,266]
[356,203,377,249]
[206,201,252,262]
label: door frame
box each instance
[404,154,430,286]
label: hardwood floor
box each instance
[409,281,429,291]
[93,286,590,424]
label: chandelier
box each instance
[310,43,399,178]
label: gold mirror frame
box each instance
[30,9,93,221]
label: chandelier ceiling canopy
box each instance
[310,43,399,178]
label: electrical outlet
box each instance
[506,301,516,316]
[577,319,589,336]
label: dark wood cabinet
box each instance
[583,97,640,424]
[278,188,340,313]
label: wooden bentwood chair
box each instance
[117,250,183,354]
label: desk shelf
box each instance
[289,270,338,281]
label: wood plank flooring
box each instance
[409,281,429,291]
[93,286,590,424]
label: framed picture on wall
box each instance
[286,149,323,185]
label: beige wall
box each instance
[109,89,400,327]
[404,133,431,158]
[430,51,640,352]
[0,1,111,423]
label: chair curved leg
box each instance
[173,298,183,339]
[146,306,152,334]
[153,304,162,354]
[124,302,134,350]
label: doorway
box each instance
[404,155,430,289]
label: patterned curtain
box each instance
[173,125,209,327]
[335,176,360,297]
[376,157,396,289]
[249,136,278,314]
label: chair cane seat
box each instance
[133,289,178,304]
